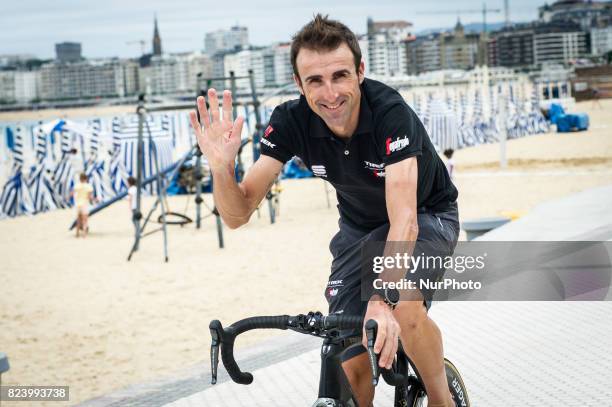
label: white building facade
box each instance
[367,20,413,77]
[591,26,612,55]
[533,31,587,65]
[205,26,249,55]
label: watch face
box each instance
[386,288,400,304]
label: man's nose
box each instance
[322,81,339,101]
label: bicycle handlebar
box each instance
[209,312,411,388]
[210,316,291,384]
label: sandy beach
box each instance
[1,99,612,406]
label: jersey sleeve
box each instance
[376,103,425,166]
[259,106,295,164]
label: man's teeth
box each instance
[324,102,342,110]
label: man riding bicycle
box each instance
[190,15,459,407]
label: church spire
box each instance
[153,14,162,56]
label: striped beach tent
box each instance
[0,126,35,217]
[426,99,459,151]
[412,93,422,118]
[523,83,550,135]
[111,116,174,194]
[52,129,76,208]
[419,93,434,131]
[27,127,60,213]
[85,119,113,201]
[471,90,487,144]
[457,92,476,148]
[109,117,131,193]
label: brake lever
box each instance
[209,320,223,385]
[365,319,380,386]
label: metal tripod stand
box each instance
[127,94,226,262]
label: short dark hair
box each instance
[290,14,362,79]
[443,149,454,159]
[79,173,87,182]
[127,176,136,186]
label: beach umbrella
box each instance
[27,127,60,213]
[0,126,35,217]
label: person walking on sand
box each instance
[72,173,93,238]
[126,176,140,242]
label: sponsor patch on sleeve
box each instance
[385,135,410,155]
[264,125,274,138]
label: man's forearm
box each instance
[371,212,419,302]
[211,164,252,228]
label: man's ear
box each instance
[358,60,365,84]
[293,74,304,95]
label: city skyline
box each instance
[1,0,543,59]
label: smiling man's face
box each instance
[294,43,364,138]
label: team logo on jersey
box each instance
[311,165,327,178]
[363,161,386,178]
[261,138,276,149]
[385,135,410,155]
[264,125,274,138]
[327,288,339,297]
[327,279,343,287]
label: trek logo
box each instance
[261,138,276,149]
[327,288,339,297]
[364,161,386,178]
[311,165,327,178]
[264,125,274,138]
[327,279,344,287]
[385,135,410,155]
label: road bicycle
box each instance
[210,311,470,406]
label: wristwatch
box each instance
[373,287,400,310]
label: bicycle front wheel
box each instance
[409,359,470,407]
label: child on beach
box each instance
[443,148,455,180]
[72,173,93,238]
[127,176,139,233]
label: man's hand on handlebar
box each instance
[189,89,244,174]
[362,298,400,369]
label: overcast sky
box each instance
[1,0,546,59]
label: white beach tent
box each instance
[0,126,34,218]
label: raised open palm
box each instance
[189,88,244,173]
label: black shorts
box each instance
[324,202,460,358]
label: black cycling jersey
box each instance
[259,78,458,232]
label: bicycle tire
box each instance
[268,196,276,224]
[407,359,470,407]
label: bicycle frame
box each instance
[314,336,358,406]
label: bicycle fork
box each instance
[313,338,357,407]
